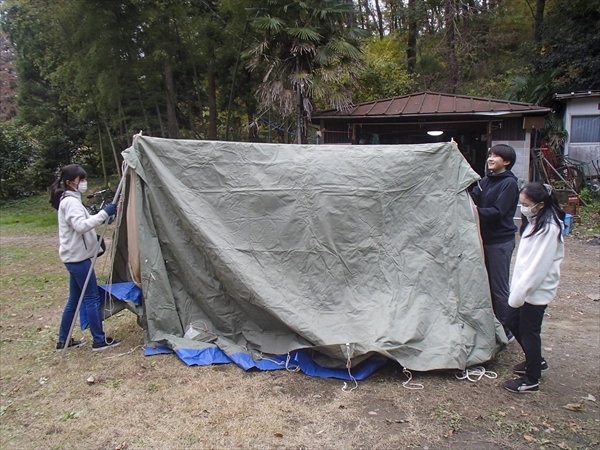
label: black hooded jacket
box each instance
[470,170,519,245]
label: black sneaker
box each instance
[513,359,549,375]
[92,337,121,352]
[56,339,86,351]
[503,377,539,393]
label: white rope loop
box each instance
[401,368,424,390]
[455,366,498,382]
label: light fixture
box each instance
[427,130,444,136]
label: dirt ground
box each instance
[0,232,598,450]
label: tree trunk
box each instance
[407,0,417,74]
[361,0,372,29]
[444,0,459,94]
[156,104,165,138]
[97,120,107,186]
[374,0,384,39]
[207,58,218,140]
[103,118,122,178]
[192,63,204,128]
[117,98,129,147]
[534,0,545,45]
[165,62,178,139]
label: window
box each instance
[571,115,600,143]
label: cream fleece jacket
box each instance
[58,190,110,263]
[508,219,564,308]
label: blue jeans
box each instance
[58,259,106,343]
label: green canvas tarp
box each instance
[113,135,505,372]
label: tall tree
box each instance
[406,0,418,74]
[0,31,18,121]
[245,0,368,143]
[443,0,458,93]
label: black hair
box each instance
[48,164,87,210]
[519,181,566,240]
[489,144,516,170]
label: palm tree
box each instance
[245,0,368,143]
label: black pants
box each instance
[505,303,547,382]
[484,239,515,330]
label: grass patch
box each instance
[0,178,114,234]
[0,194,57,233]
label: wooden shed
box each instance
[312,91,551,183]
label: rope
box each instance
[401,368,424,390]
[248,351,300,372]
[341,343,358,392]
[285,353,300,372]
[104,345,143,359]
[455,366,498,382]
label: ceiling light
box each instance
[427,130,444,136]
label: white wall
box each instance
[564,96,600,175]
[492,134,531,187]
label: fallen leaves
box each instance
[274,432,283,438]
[563,402,584,412]
[523,434,535,442]
[582,394,596,402]
[385,418,409,424]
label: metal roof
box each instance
[313,91,551,119]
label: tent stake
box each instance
[61,165,130,354]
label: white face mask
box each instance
[520,203,539,218]
[77,181,88,193]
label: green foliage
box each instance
[245,0,368,136]
[0,122,38,199]
[572,189,600,236]
[537,0,600,91]
[579,187,600,207]
[507,69,560,105]
[354,36,417,103]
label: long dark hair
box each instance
[520,182,566,240]
[48,164,87,210]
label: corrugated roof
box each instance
[313,91,550,118]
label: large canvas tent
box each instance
[105,135,506,379]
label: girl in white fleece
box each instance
[503,182,565,393]
[49,164,120,352]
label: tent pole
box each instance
[61,165,130,354]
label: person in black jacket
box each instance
[470,144,520,341]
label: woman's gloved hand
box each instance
[103,203,117,217]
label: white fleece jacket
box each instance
[58,190,110,263]
[508,219,564,308]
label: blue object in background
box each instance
[563,213,572,235]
